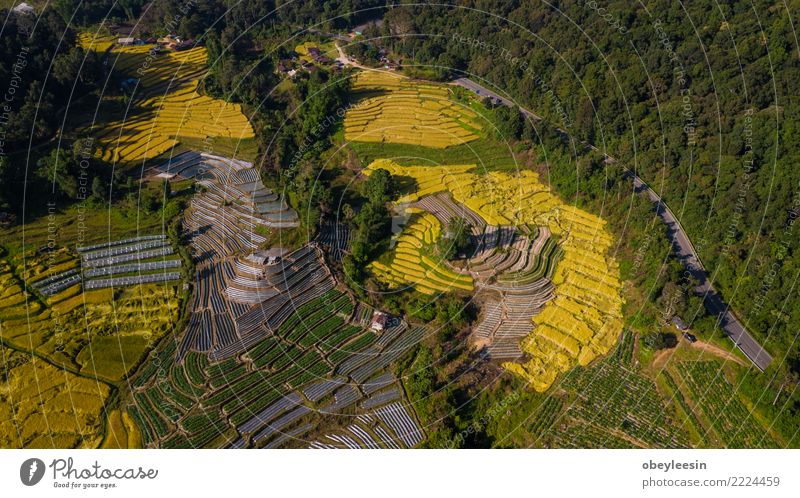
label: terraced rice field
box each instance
[77,32,116,53]
[152,152,303,359]
[82,39,254,164]
[0,345,110,448]
[129,288,427,448]
[369,210,473,295]
[345,71,482,148]
[364,160,624,392]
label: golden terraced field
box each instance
[369,209,474,295]
[80,34,254,164]
[345,71,482,148]
[365,159,624,391]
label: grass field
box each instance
[369,210,473,295]
[1,263,181,382]
[364,159,623,391]
[0,344,110,448]
[345,71,483,148]
[100,409,143,449]
[347,137,520,171]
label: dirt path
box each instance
[652,338,748,371]
[651,345,678,372]
[691,340,748,367]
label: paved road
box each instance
[628,173,772,371]
[451,77,773,371]
[333,48,773,371]
[452,78,544,121]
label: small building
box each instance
[173,39,196,51]
[307,47,332,64]
[671,315,689,331]
[277,60,298,76]
[370,311,389,332]
[249,247,290,266]
[12,2,34,15]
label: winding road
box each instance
[454,77,772,371]
[336,45,772,371]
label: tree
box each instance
[362,168,395,204]
[657,281,686,320]
[643,332,678,350]
[35,149,78,199]
[91,176,106,201]
[0,157,10,209]
[437,217,471,260]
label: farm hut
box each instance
[12,2,34,14]
[173,40,196,51]
[370,311,389,332]
[0,211,16,227]
[250,247,290,266]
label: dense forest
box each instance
[369,1,800,366]
[2,0,799,443]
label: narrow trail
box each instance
[651,338,747,372]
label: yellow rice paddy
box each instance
[345,71,481,148]
[369,210,474,295]
[365,160,624,391]
[83,39,254,164]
